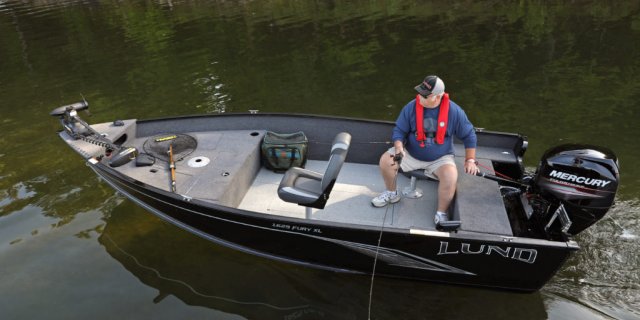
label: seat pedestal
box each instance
[402,170,432,198]
[402,176,423,198]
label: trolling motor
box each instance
[51,100,138,167]
[50,101,94,139]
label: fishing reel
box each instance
[391,153,403,166]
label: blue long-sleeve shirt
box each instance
[392,98,477,162]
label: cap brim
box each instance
[415,84,431,96]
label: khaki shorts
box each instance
[387,148,456,180]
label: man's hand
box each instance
[464,159,479,175]
[390,143,405,167]
[394,145,406,158]
[391,152,403,165]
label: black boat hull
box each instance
[90,159,576,292]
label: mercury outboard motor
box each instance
[532,144,619,236]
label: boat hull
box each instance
[90,160,577,292]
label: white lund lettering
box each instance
[438,241,538,264]
[438,241,459,255]
[512,248,537,264]
[460,243,485,254]
[486,245,511,258]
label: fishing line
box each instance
[367,154,402,320]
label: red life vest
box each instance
[415,93,450,147]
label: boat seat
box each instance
[401,170,436,198]
[277,132,351,214]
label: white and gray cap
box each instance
[415,75,445,96]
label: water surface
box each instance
[1,1,639,319]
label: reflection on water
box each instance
[545,199,640,319]
[100,201,549,320]
[96,200,639,319]
[100,204,324,319]
[1,0,639,318]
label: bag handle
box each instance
[269,147,298,167]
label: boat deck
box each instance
[239,161,439,230]
[66,124,513,236]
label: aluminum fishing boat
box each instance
[51,101,620,292]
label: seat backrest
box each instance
[321,132,351,192]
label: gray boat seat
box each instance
[278,132,351,210]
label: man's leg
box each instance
[378,151,398,190]
[434,164,458,213]
[371,151,402,207]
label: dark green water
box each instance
[1,1,639,319]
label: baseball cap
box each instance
[415,75,445,96]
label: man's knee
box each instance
[436,164,458,183]
[379,152,394,168]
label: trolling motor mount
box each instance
[50,101,93,139]
[51,100,120,154]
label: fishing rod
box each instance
[168,144,177,192]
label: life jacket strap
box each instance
[416,95,426,147]
[415,93,450,147]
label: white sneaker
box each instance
[434,212,449,226]
[371,190,401,207]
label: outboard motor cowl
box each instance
[533,144,619,235]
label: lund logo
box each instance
[548,170,611,188]
[437,241,537,264]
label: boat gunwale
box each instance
[134,112,528,141]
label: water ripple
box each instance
[2,0,90,18]
[192,64,230,114]
[549,198,640,318]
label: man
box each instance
[371,75,479,226]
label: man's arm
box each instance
[464,148,479,174]
[391,102,413,155]
[452,103,478,175]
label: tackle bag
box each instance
[261,131,308,172]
